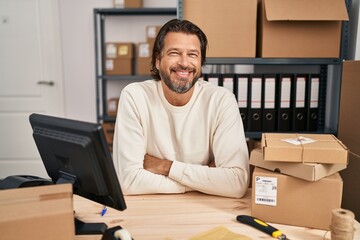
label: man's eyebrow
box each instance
[165,48,200,54]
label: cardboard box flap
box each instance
[264,0,349,21]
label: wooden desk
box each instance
[74,189,360,240]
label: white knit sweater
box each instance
[113,79,249,198]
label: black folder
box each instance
[262,74,277,132]
[221,74,236,96]
[276,74,293,132]
[248,74,263,132]
[307,74,320,131]
[236,74,250,131]
[205,73,221,86]
[292,74,307,131]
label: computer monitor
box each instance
[29,113,126,235]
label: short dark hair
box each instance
[150,19,208,80]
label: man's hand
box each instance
[143,154,173,176]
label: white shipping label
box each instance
[254,175,277,206]
[106,44,117,58]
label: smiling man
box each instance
[113,19,249,198]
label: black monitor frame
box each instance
[29,113,126,235]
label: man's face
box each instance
[156,32,202,94]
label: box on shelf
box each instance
[105,58,133,75]
[105,42,134,75]
[107,98,119,117]
[183,0,257,57]
[0,184,74,240]
[113,0,142,8]
[261,133,348,164]
[252,167,343,230]
[102,122,115,152]
[258,0,349,58]
[146,26,162,49]
[136,42,151,75]
[105,42,134,59]
[249,148,347,181]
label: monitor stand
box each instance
[75,218,108,235]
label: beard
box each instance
[159,65,201,94]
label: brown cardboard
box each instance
[113,0,142,8]
[136,42,151,75]
[106,42,134,59]
[261,133,348,164]
[0,184,74,240]
[107,97,119,117]
[252,167,343,230]
[258,0,349,58]
[338,60,360,221]
[146,26,161,49]
[183,0,257,57]
[250,148,347,181]
[105,58,133,75]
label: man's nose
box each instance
[178,54,189,66]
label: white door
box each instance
[0,0,64,178]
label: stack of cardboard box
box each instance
[136,26,162,75]
[250,133,348,230]
[105,42,134,75]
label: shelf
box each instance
[98,75,151,81]
[205,58,342,65]
[94,8,177,16]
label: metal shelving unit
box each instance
[94,0,352,139]
[94,8,177,123]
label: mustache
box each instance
[170,66,195,72]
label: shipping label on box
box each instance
[0,184,74,240]
[249,148,347,181]
[261,133,348,164]
[252,167,343,230]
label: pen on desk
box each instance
[236,215,289,240]
[101,206,107,216]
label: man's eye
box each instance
[169,52,179,56]
[189,53,198,58]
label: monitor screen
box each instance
[29,113,126,234]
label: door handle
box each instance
[37,81,54,86]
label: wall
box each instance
[59,0,176,122]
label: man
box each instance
[113,19,249,198]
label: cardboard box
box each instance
[107,97,119,117]
[250,148,347,181]
[261,133,348,164]
[183,0,257,57]
[258,0,349,58]
[136,42,151,75]
[146,26,161,49]
[338,60,360,221]
[0,184,74,240]
[105,42,134,59]
[105,58,133,75]
[113,0,142,8]
[252,167,343,230]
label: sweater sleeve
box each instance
[113,87,188,195]
[168,94,250,198]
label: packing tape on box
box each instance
[330,208,355,240]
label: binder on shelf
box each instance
[221,74,236,96]
[248,74,263,132]
[236,74,250,131]
[262,74,277,132]
[276,74,293,131]
[292,74,307,131]
[205,74,221,86]
[307,74,320,131]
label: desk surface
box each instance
[74,189,360,240]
